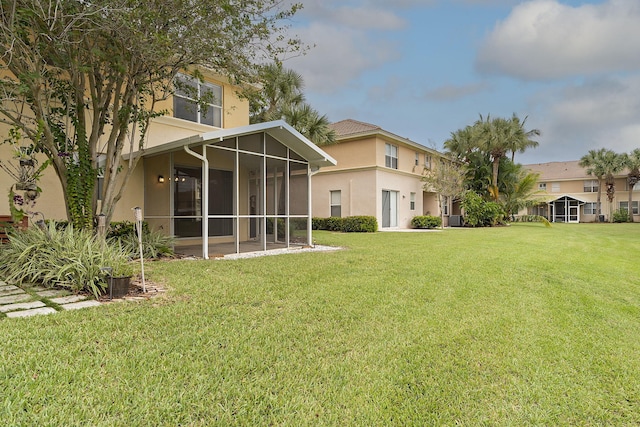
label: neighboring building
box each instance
[524,161,639,223]
[0,71,336,257]
[312,119,455,229]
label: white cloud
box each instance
[476,0,640,80]
[523,75,640,162]
[285,23,401,94]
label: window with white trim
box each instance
[583,180,598,192]
[583,202,597,215]
[414,153,419,166]
[619,201,639,215]
[330,190,341,217]
[385,143,398,169]
[538,182,547,191]
[174,74,222,127]
[425,154,432,169]
[410,192,416,210]
[551,182,560,192]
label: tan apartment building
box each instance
[312,119,453,229]
[525,161,639,222]
[1,71,336,258]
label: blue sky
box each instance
[283,0,640,164]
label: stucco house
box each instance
[524,161,639,223]
[312,119,455,229]
[0,71,336,258]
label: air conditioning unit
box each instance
[449,215,463,227]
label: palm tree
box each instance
[505,114,541,163]
[278,104,336,146]
[580,149,625,222]
[248,63,336,146]
[622,148,640,222]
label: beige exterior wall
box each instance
[312,133,443,229]
[0,73,249,223]
[530,176,640,222]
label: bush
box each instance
[411,215,442,229]
[612,209,630,223]
[312,216,378,232]
[461,191,506,227]
[107,221,174,259]
[0,222,132,297]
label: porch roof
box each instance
[537,194,589,204]
[128,120,337,168]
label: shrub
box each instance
[0,222,132,297]
[612,209,630,223]
[461,191,506,227]
[312,216,378,232]
[411,215,442,229]
[107,221,174,259]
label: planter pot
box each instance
[107,275,131,299]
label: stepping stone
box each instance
[0,300,46,313]
[0,287,25,297]
[0,281,7,287]
[50,295,88,305]
[6,307,57,318]
[60,300,101,311]
[36,290,67,298]
[0,284,18,291]
[0,293,31,305]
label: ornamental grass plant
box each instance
[0,221,131,297]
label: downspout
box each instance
[184,145,209,260]
[308,164,321,247]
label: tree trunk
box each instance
[628,175,638,223]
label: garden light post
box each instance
[133,207,146,293]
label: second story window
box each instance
[583,180,598,192]
[425,154,432,169]
[539,182,547,191]
[385,143,398,169]
[174,74,222,127]
[414,153,419,166]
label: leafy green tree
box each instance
[0,0,301,226]
[498,162,542,220]
[248,63,336,146]
[622,148,640,222]
[579,148,625,222]
[422,158,466,228]
[444,114,539,200]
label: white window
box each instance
[385,143,398,169]
[442,195,449,215]
[583,180,598,192]
[619,201,639,215]
[551,182,560,192]
[174,74,222,127]
[410,192,416,210]
[584,202,597,215]
[425,154,432,169]
[538,183,547,191]
[330,190,341,217]
[414,153,419,166]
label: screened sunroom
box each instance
[138,121,336,259]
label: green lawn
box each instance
[1,223,640,425]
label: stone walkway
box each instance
[1,281,104,318]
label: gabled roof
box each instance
[329,118,440,155]
[525,161,590,181]
[129,120,337,168]
[330,119,381,137]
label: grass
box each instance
[1,223,640,425]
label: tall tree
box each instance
[444,114,540,200]
[422,158,466,229]
[248,63,336,146]
[579,148,625,222]
[0,0,302,226]
[622,148,640,222]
